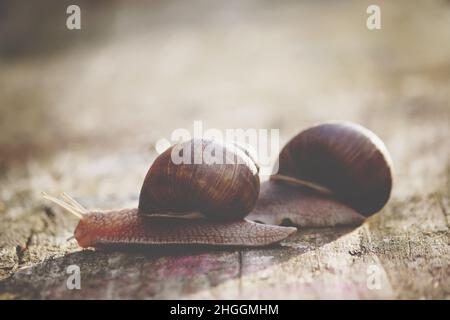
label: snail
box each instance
[43,139,297,249]
[248,121,393,227]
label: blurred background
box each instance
[0,0,449,214]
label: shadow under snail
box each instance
[248,121,393,227]
[43,139,297,248]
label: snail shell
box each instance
[138,139,260,220]
[249,122,393,227]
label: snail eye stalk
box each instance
[42,192,87,219]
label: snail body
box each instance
[248,181,366,227]
[72,208,294,248]
[250,122,393,227]
[43,139,296,249]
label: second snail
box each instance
[44,121,393,249]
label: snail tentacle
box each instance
[61,192,88,213]
[270,174,333,195]
[42,192,85,219]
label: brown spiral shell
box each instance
[274,122,393,216]
[138,139,260,220]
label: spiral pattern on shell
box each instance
[139,139,260,220]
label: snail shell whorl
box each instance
[275,122,393,216]
[139,139,260,220]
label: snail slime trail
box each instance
[43,139,297,249]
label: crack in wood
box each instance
[437,196,450,229]
[237,250,243,294]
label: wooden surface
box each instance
[0,0,449,299]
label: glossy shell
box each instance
[139,139,260,220]
[275,122,393,216]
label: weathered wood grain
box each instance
[0,0,449,299]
